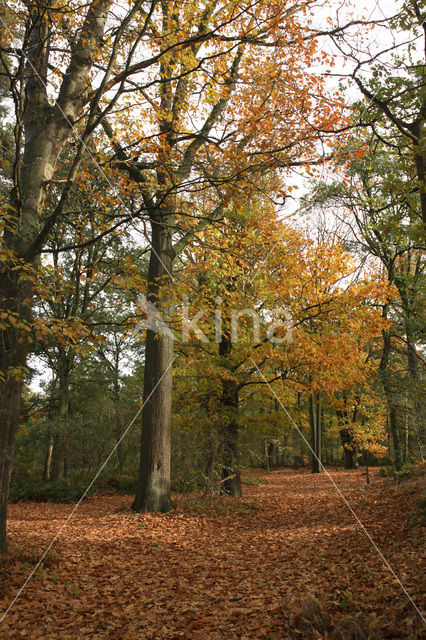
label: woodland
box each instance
[0,0,425,638]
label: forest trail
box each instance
[0,468,424,639]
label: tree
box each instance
[97,0,347,512]
[302,126,425,467]
[173,206,389,489]
[0,0,177,552]
[339,0,426,225]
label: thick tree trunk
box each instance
[395,268,424,460]
[133,218,173,513]
[0,377,24,553]
[218,335,241,497]
[413,116,426,227]
[404,318,424,460]
[340,429,358,469]
[0,273,32,553]
[220,422,241,497]
[336,393,358,470]
[220,414,241,497]
[219,409,241,497]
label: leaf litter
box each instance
[0,468,424,639]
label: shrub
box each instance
[9,479,92,503]
[95,474,138,494]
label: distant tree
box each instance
[302,126,425,468]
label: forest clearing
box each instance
[1,467,425,639]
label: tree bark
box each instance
[379,328,402,471]
[403,314,424,460]
[218,335,241,497]
[132,218,174,513]
[340,429,358,469]
[310,391,321,473]
[336,392,359,470]
[0,266,33,552]
[43,435,53,482]
[112,361,124,473]
[264,439,270,473]
[0,375,25,553]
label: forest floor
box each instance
[0,467,425,640]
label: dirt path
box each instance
[0,468,424,639]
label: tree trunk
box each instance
[412,115,426,227]
[310,391,321,473]
[404,397,409,464]
[218,335,241,497]
[43,436,53,482]
[264,439,270,473]
[113,369,124,473]
[340,429,358,469]
[404,317,424,460]
[291,427,303,466]
[220,401,241,496]
[59,359,70,479]
[317,393,322,470]
[389,405,402,471]
[133,217,173,513]
[50,433,62,482]
[0,273,32,553]
[379,328,402,471]
[0,378,24,553]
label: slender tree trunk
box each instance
[310,391,321,473]
[50,433,61,482]
[113,366,124,473]
[379,328,402,470]
[59,363,70,479]
[133,217,173,513]
[291,426,303,466]
[404,397,409,464]
[50,352,71,481]
[43,435,53,482]
[316,393,322,471]
[264,439,270,473]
